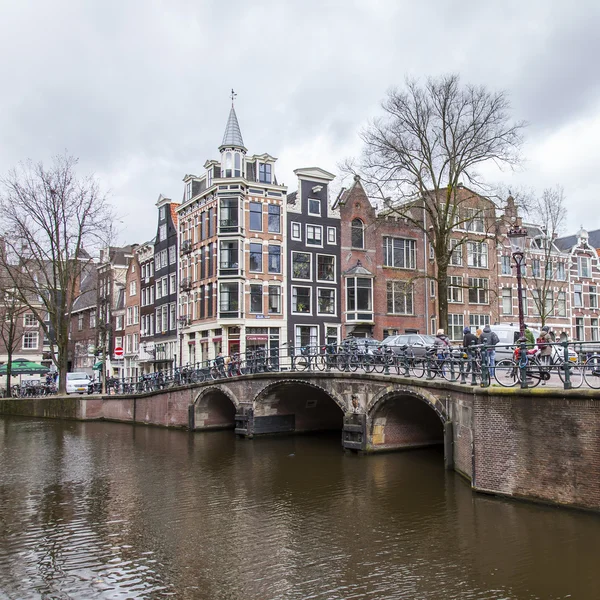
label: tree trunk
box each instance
[5,361,12,398]
[58,339,69,395]
[437,263,449,335]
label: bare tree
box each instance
[523,186,568,327]
[0,154,114,393]
[0,269,27,397]
[344,74,525,332]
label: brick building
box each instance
[69,262,98,373]
[136,240,156,373]
[123,252,141,379]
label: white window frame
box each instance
[291,222,301,241]
[316,254,336,283]
[22,331,39,350]
[308,198,321,216]
[291,251,312,281]
[306,224,323,247]
[316,287,336,316]
[291,285,312,315]
[327,227,336,244]
[448,276,463,303]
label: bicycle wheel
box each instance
[557,361,584,388]
[348,355,360,372]
[441,358,461,382]
[295,356,309,371]
[494,359,519,387]
[408,358,424,378]
[524,360,543,388]
[314,355,326,372]
[363,356,375,373]
[584,356,600,389]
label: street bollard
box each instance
[519,340,528,389]
[562,340,572,390]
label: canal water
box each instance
[0,418,599,599]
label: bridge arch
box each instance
[366,386,447,453]
[251,379,346,435]
[192,385,240,431]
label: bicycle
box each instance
[494,347,546,388]
[583,354,600,389]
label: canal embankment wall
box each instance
[0,382,598,513]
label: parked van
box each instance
[66,372,92,395]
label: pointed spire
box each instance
[219,90,246,151]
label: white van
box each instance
[66,372,92,394]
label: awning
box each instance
[92,361,104,370]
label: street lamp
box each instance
[508,226,528,338]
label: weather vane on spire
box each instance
[230,88,237,106]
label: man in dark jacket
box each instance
[479,324,499,376]
[463,326,478,349]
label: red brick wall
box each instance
[473,392,600,510]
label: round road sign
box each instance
[114,346,124,358]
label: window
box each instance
[351,219,364,249]
[531,290,541,316]
[326,326,339,346]
[224,152,232,178]
[220,240,239,272]
[115,315,123,330]
[134,305,140,325]
[249,243,263,272]
[268,286,281,314]
[77,313,83,331]
[306,225,323,246]
[575,317,584,341]
[90,310,96,328]
[22,331,38,349]
[387,281,413,315]
[448,276,463,303]
[23,313,36,326]
[429,242,435,260]
[502,288,512,315]
[170,273,176,295]
[159,224,167,242]
[590,286,598,309]
[317,288,335,315]
[556,262,566,281]
[126,334,132,353]
[592,318,599,342]
[468,278,489,304]
[465,208,485,232]
[220,198,239,230]
[249,202,262,231]
[126,307,132,326]
[317,255,335,281]
[501,255,512,275]
[292,286,311,313]
[308,198,321,216]
[449,239,463,266]
[159,206,166,221]
[268,245,281,274]
[259,163,272,184]
[346,277,373,320]
[430,280,436,297]
[532,259,541,278]
[219,282,239,317]
[208,208,215,237]
[520,289,528,316]
[169,245,176,265]
[161,249,168,268]
[234,152,241,177]
[291,222,301,240]
[447,314,464,341]
[268,205,281,233]
[467,242,488,268]
[383,237,416,269]
[327,227,336,244]
[557,291,567,317]
[574,284,583,308]
[578,257,590,278]
[129,280,137,296]
[292,252,311,279]
[469,314,490,329]
[249,284,263,313]
[295,325,318,350]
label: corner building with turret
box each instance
[177,103,287,363]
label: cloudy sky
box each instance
[1,0,599,243]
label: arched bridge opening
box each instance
[192,387,237,431]
[368,392,446,454]
[242,381,344,438]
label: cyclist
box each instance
[479,324,499,377]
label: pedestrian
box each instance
[536,326,553,385]
[476,327,483,339]
[462,326,479,381]
[434,328,450,359]
[524,324,535,347]
[479,324,500,376]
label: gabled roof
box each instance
[72,265,98,313]
[219,106,246,151]
[293,166,336,182]
[287,191,297,205]
[555,228,600,252]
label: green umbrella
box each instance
[0,358,50,375]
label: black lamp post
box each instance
[508,226,528,338]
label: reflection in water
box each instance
[0,417,599,599]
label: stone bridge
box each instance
[1,371,599,512]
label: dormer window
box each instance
[159,206,166,221]
[185,182,192,201]
[259,163,272,184]
[207,169,213,187]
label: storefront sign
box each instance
[246,335,269,341]
[255,315,271,319]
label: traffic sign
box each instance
[114,346,124,358]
